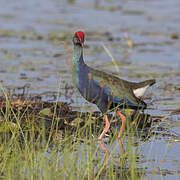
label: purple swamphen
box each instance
[72,31,155,140]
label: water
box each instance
[0,0,180,178]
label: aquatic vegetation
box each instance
[0,0,179,178]
[0,71,179,179]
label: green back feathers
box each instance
[88,67,140,105]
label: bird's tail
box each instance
[142,79,156,87]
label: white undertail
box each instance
[133,85,149,98]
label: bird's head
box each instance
[73,31,85,47]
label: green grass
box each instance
[0,44,162,180]
[0,91,150,180]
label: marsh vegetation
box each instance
[0,0,180,179]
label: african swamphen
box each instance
[72,31,155,140]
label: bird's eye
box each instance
[73,37,78,44]
[73,36,81,45]
[75,37,79,43]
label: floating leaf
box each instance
[39,108,51,116]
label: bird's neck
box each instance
[72,45,84,65]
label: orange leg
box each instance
[118,138,125,154]
[98,115,110,140]
[116,111,126,138]
[98,140,109,165]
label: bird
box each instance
[72,31,156,140]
